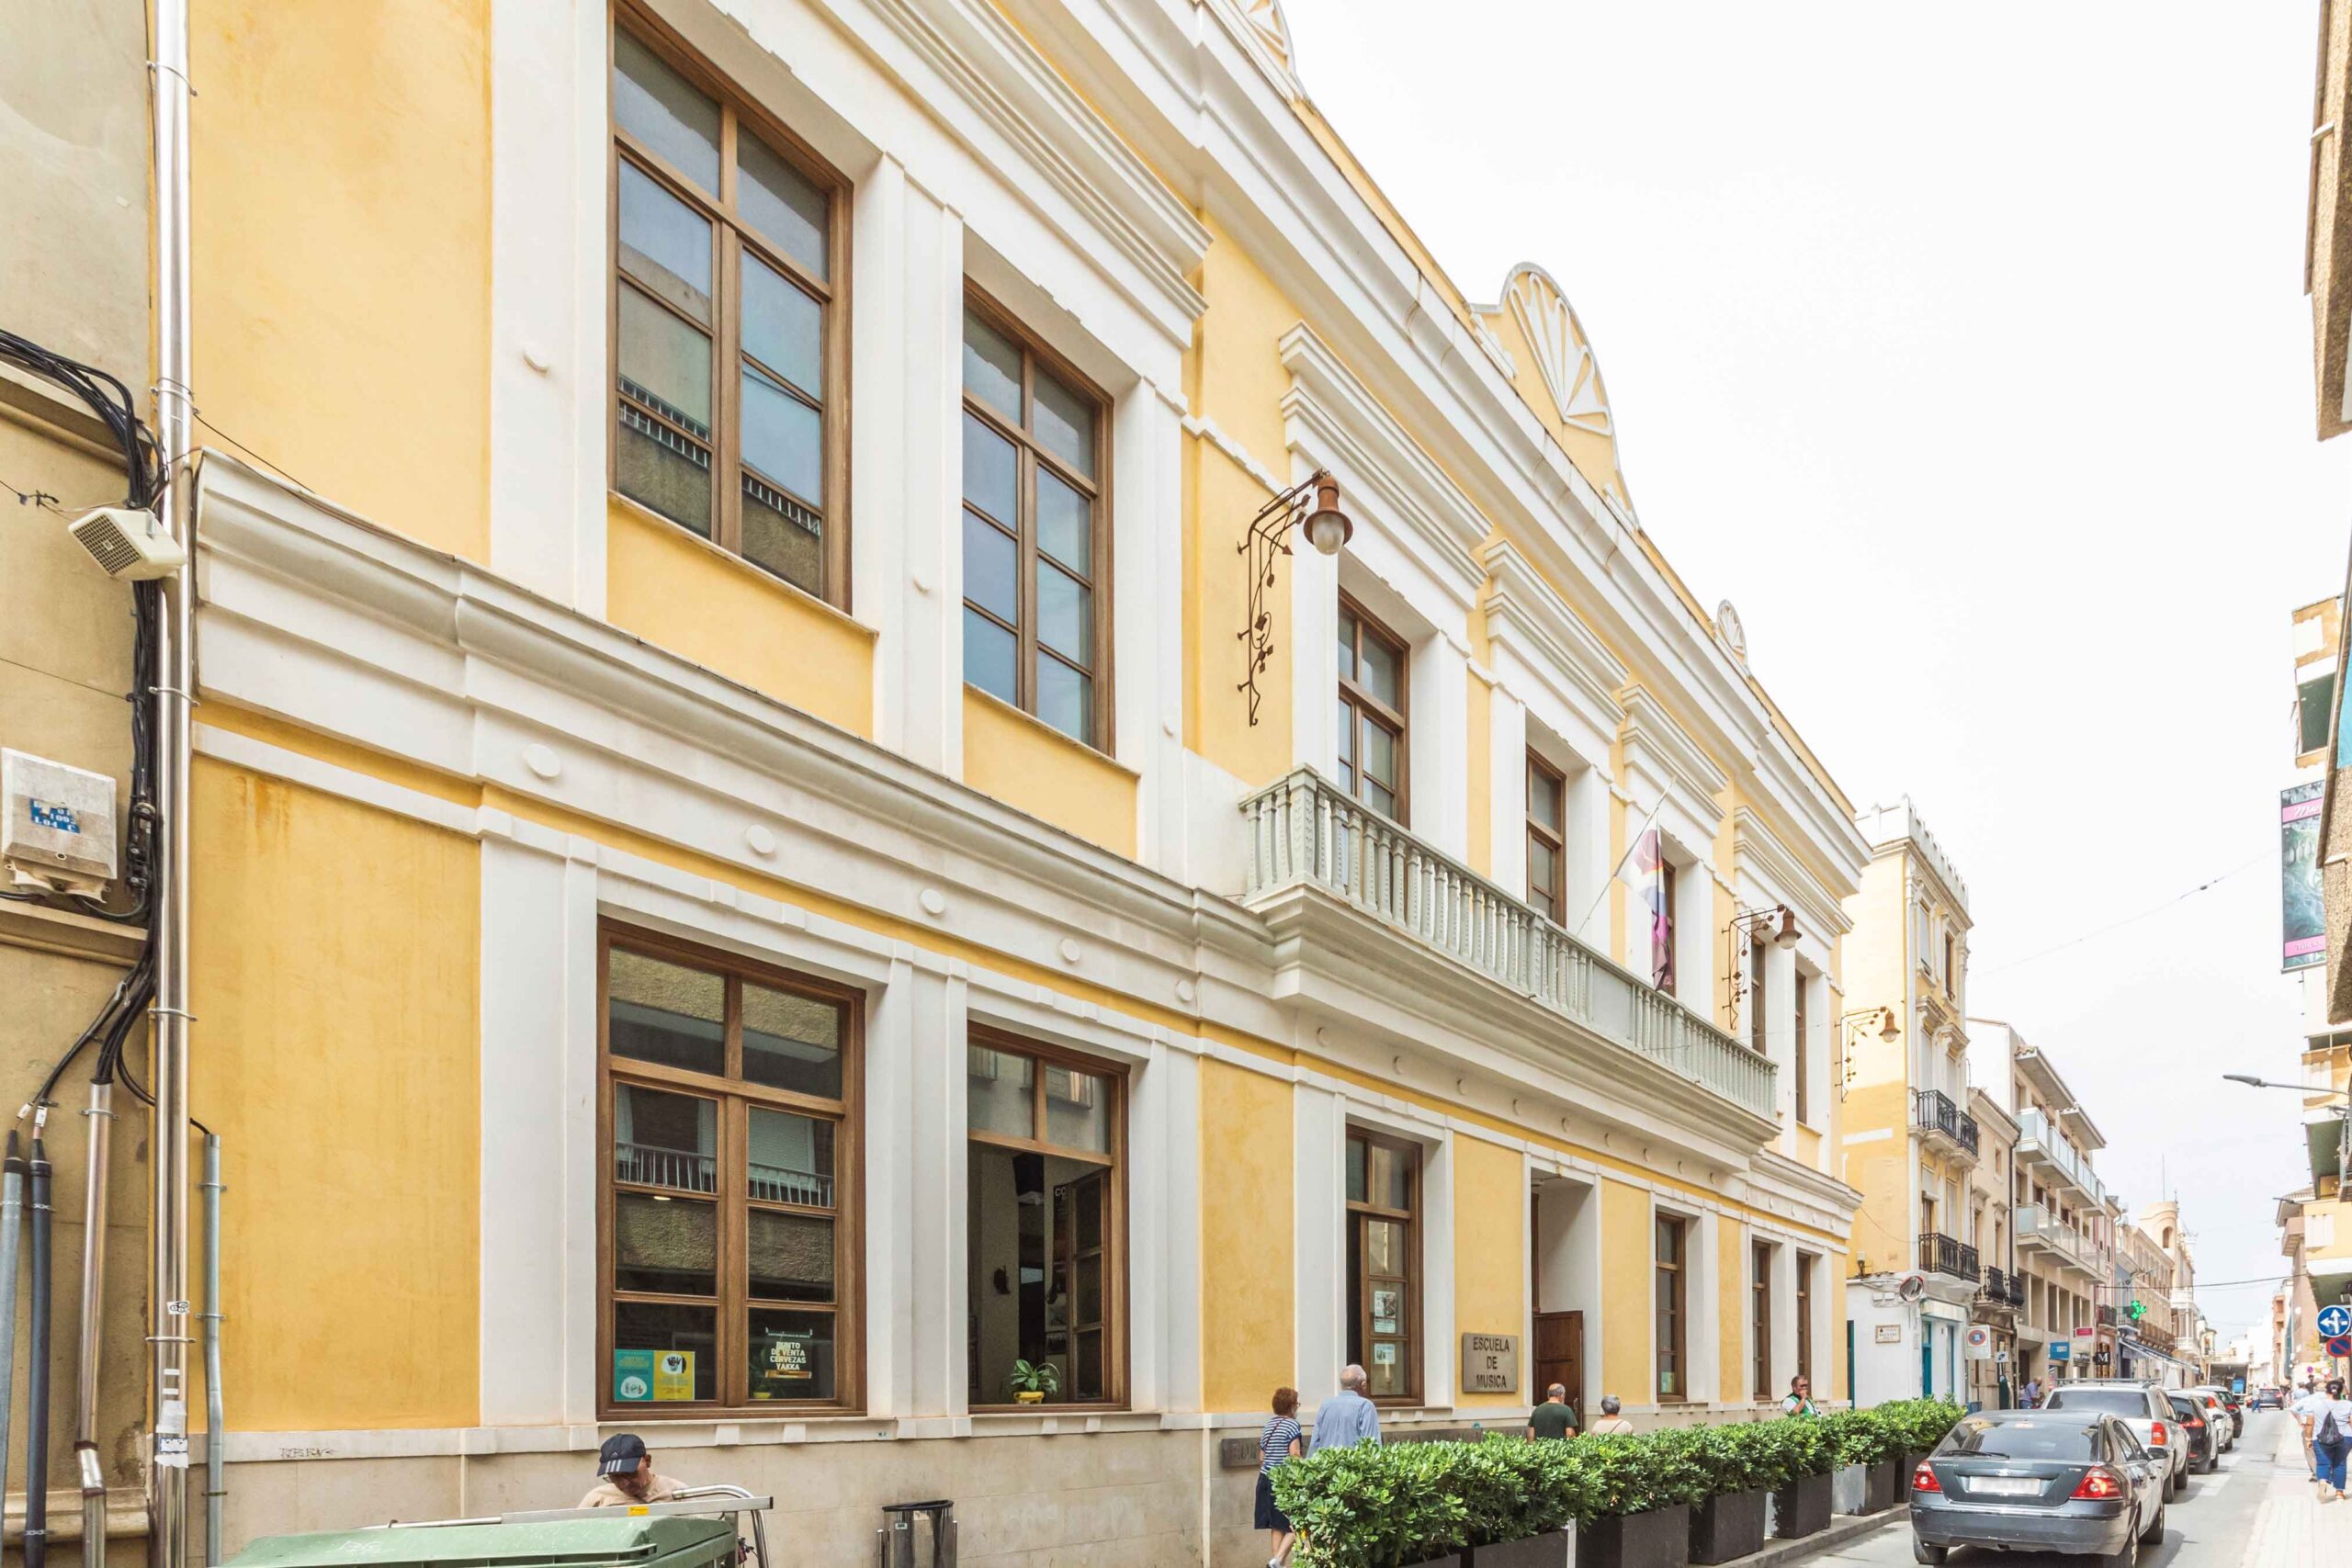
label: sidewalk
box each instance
[2236,1420,2352,1564]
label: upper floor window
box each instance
[1748,934,1768,1054]
[1656,1213,1687,1400]
[960,299,1110,747]
[1338,598,1408,821]
[1345,1128,1420,1403]
[1526,753,1566,922]
[1792,969,1810,1124]
[1942,932,1956,992]
[612,25,847,603]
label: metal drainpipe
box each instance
[148,0,198,1564]
[199,1136,222,1568]
[75,1081,115,1568]
[0,1134,27,1517]
[28,1131,54,1568]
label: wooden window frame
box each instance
[597,923,865,1417]
[607,5,854,606]
[1655,1212,1687,1403]
[1792,968,1811,1125]
[1337,594,1411,824]
[1656,860,1679,998]
[959,288,1115,751]
[964,1023,1129,1412]
[1525,750,1566,923]
[1748,932,1768,1054]
[1751,1241,1773,1400]
[1345,1126,1423,1406]
[1795,1251,1815,1387]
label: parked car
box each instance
[2183,1387,2235,1450]
[1911,1408,2166,1565]
[2041,1381,2190,1499]
[2164,1391,2217,1476]
[2256,1386,2286,1409]
[2189,1385,2245,1441]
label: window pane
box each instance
[1337,705,1355,770]
[615,32,719,191]
[616,410,713,537]
[615,1192,716,1294]
[748,1209,836,1302]
[741,367,822,504]
[1359,633,1403,709]
[1528,761,1562,830]
[742,984,843,1099]
[964,608,1017,704]
[1529,840,1557,914]
[618,286,714,433]
[608,950,725,1073]
[618,163,713,324]
[613,1302,717,1403]
[1365,779,1396,819]
[1337,609,1358,681]
[1364,1216,1407,1276]
[741,479,821,595]
[613,1084,718,1192]
[962,309,1023,417]
[1077,1253,1103,1323]
[1367,1340,1408,1398]
[1036,468,1091,573]
[1035,655,1091,745]
[739,133,829,280]
[1033,368,1095,476]
[967,1044,1035,1137]
[1037,562,1091,662]
[1044,1064,1110,1152]
[748,1105,836,1206]
[1363,722,1396,789]
[1346,1136,1366,1203]
[1365,1142,1409,1211]
[961,412,1017,524]
[749,1307,837,1401]
[741,254,821,395]
[963,509,1018,623]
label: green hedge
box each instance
[1268,1400,1962,1568]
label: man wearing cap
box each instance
[579,1434,686,1507]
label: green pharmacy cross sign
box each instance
[2128,1300,2146,1322]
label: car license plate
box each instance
[1969,1478,2040,1496]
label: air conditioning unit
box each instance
[2,750,118,896]
[68,506,185,581]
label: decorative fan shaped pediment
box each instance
[1502,264,1611,438]
[1239,0,1295,69]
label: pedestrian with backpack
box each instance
[2292,1376,2352,1502]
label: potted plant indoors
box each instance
[1769,1417,1835,1540]
[1675,1424,1775,1565]
[1006,1359,1058,1404]
[1575,1432,1700,1568]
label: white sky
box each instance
[1275,0,2351,1341]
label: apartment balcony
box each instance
[2096,1303,2117,1328]
[1976,1266,2026,1313]
[1241,769,1777,1122]
[2014,1201,2100,1280]
[2016,1109,2105,1205]
[1918,1231,1980,1282]
[1913,1088,1980,1164]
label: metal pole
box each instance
[28,1134,55,1568]
[0,1134,28,1518]
[148,1,198,1566]
[75,1082,115,1568]
[199,1135,222,1568]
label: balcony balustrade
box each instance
[1918,1231,1980,1281]
[1914,1088,1981,1159]
[2016,1109,2105,1205]
[2014,1201,2100,1278]
[1241,768,1777,1120]
[1977,1266,2026,1307]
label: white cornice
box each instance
[1731,807,1853,942]
[1479,538,1626,732]
[1620,686,1728,821]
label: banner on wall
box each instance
[2285,782,2326,972]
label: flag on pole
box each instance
[1620,823,1673,991]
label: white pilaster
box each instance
[1114,385,1186,876]
[1130,1039,1203,1411]
[1291,528,1341,783]
[862,954,917,1416]
[1294,1084,1346,1408]
[1489,687,1527,889]
[1410,635,1469,861]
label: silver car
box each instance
[1911,1409,2166,1565]
[2041,1380,2190,1500]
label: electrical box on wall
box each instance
[2,750,118,896]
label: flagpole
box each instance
[1573,796,1664,943]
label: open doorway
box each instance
[1531,1170,1599,1426]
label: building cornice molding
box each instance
[1619,686,1728,836]
[1731,807,1853,942]
[1479,538,1627,739]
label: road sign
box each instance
[2320,1303,2352,1339]
[2327,1335,2351,1359]
[2050,1340,2071,1361]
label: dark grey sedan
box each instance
[1909,1409,2166,1565]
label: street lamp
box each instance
[1235,470,1352,725]
[2223,1074,2352,1190]
[1835,1007,1901,1100]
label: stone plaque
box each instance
[1459,1332,1520,1394]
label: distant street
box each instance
[1815,1410,2329,1568]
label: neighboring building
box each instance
[1964,1087,2021,1410]
[2117,1215,2188,1388]
[1841,799,1978,1404]
[2139,1201,2208,1384]
[1968,1020,2111,1390]
[0,2,1878,1562]
[2304,0,2352,1024]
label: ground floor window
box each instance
[966,1032,1125,1406]
[1345,1128,1420,1402]
[1751,1241,1772,1399]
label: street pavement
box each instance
[1799,1409,2346,1567]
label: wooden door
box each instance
[1533,1310,1584,1427]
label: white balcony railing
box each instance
[1240,768,1776,1121]
[2014,1201,2099,1277]
[2017,1110,2105,1205]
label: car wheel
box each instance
[2140,1500,2165,1544]
[1911,1540,1948,1566]
[2098,1526,2138,1567]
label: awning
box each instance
[2118,1335,2195,1370]
[2309,1114,2342,1188]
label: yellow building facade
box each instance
[3,1,1877,1562]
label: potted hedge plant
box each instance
[1451,1438,1582,1568]
[1768,1416,1835,1540]
[1005,1359,1057,1404]
[1575,1431,1702,1568]
[1821,1409,1881,1514]
[1272,1439,1474,1568]
[1671,1423,1776,1565]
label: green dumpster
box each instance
[224,1513,743,1568]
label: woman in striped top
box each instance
[1257,1386,1305,1568]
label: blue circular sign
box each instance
[2321,1304,2352,1340]
[2330,1336,2352,1359]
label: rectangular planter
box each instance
[1401,1555,1466,1568]
[1468,1528,1572,1568]
[1831,1461,1871,1515]
[1576,1505,1688,1568]
[1687,1488,1766,1564]
[1865,1460,1902,1512]
[1770,1472,1833,1539]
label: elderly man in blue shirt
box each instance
[1307,1364,1383,1452]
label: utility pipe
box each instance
[28,1132,54,1568]
[198,1135,221,1568]
[148,0,198,1564]
[74,1082,114,1568]
[0,1134,27,1520]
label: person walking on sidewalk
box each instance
[1586,1394,1635,1436]
[1526,1384,1577,1440]
[1256,1386,1304,1568]
[2293,1376,2352,1503]
[1307,1364,1383,1452]
[1779,1374,1820,1417]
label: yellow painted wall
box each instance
[192,0,491,561]
[1841,849,1913,1268]
[1600,1178,1651,1400]
[1452,1134,1524,1407]
[962,689,1138,857]
[606,497,876,737]
[1199,1060,1295,1413]
[190,759,481,1429]
[1717,1218,1745,1404]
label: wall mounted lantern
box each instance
[1237,470,1351,725]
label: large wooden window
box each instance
[960,297,1111,748]
[1338,599,1408,821]
[1748,934,1768,1053]
[1655,1213,1687,1401]
[966,1031,1125,1407]
[610,17,848,602]
[1656,860,1679,997]
[600,928,860,1413]
[1526,752,1566,923]
[1751,1242,1773,1399]
[1796,1252,1815,1386]
[1792,969,1811,1124]
[1346,1129,1420,1402]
